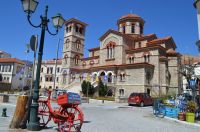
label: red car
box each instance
[128,93,153,107]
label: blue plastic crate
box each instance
[165,107,180,118]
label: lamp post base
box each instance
[27,102,40,131]
[27,122,40,131]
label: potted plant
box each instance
[185,100,198,123]
[178,112,186,121]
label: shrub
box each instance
[81,80,87,95]
[98,80,108,97]
[81,80,95,96]
[186,100,198,113]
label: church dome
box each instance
[117,14,145,25]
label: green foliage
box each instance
[81,80,95,96]
[0,74,2,82]
[98,80,108,97]
[88,82,95,96]
[81,80,87,95]
[186,100,198,113]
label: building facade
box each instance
[39,59,62,89]
[0,50,11,58]
[181,54,200,94]
[0,57,30,89]
[41,14,181,99]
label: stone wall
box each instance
[168,56,179,95]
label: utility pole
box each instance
[53,38,61,98]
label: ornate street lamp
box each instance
[20,0,64,131]
[194,0,200,102]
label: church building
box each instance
[42,14,181,100]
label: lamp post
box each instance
[194,0,200,52]
[52,38,62,99]
[20,0,64,131]
[194,0,200,102]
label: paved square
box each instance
[0,96,200,132]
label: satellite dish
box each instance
[30,35,38,52]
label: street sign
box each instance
[30,35,38,52]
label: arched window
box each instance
[82,61,86,67]
[79,28,83,34]
[120,74,123,81]
[64,54,68,64]
[140,25,143,34]
[107,47,109,59]
[144,55,150,62]
[69,26,72,32]
[138,42,141,48]
[146,71,151,84]
[106,42,115,59]
[120,73,125,82]
[131,24,135,33]
[74,55,79,65]
[119,89,124,96]
[129,57,134,64]
[65,39,70,49]
[75,25,79,32]
[123,26,126,34]
[76,40,81,50]
[66,27,69,33]
[108,72,112,83]
[129,58,132,63]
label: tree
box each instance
[88,82,95,96]
[81,80,87,95]
[81,80,95,96]
[98,80,108,96]
[0,74,2,82]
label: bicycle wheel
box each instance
[38,101,51,128]
[156,112,165,118]
[58,106,84,132]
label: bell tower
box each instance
[117,14,145,35]
[61,18,87,86]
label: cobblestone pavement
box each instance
[0,96,200,132]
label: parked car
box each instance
[128,93,153,107]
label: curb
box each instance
[164,116,200,128]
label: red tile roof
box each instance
[81,56,99,61]
[147,36,177,49]
[120,14,142,19]
[88,47,100,52]
[181,54,200,65]
[131,34,157,41]
[126,45,166,53]
[0,58,25,65]
[166,49,181,57]
[99,29,134,41]
[42,59,62,64]
[65,18,88,26]
[117,14,145,25]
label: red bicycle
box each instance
[38,90,84,132]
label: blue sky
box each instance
[0,0,199,61]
